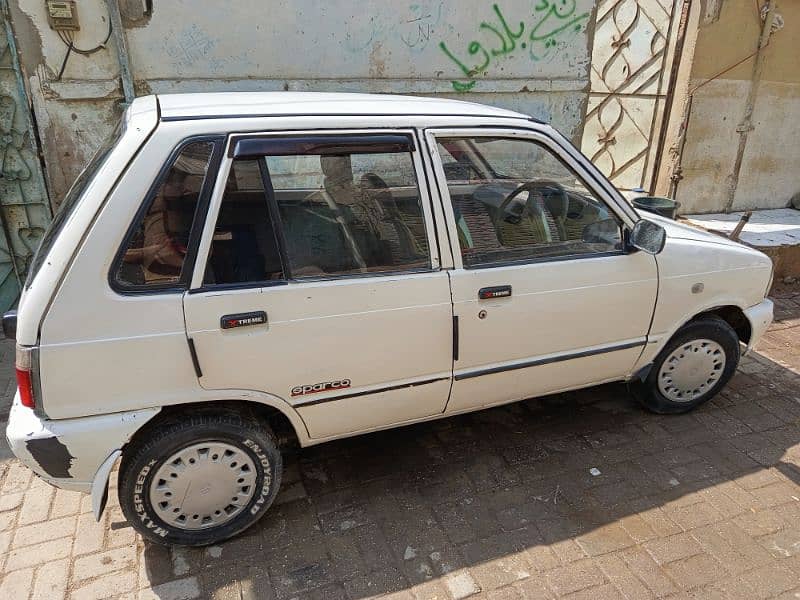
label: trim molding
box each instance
[293,377,449,408]
[454,340,646,381]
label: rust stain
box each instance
[368,42,387,79]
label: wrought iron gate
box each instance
[0,0,51,310]
[581,0,686,193]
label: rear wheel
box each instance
[631,315,740,414]
[119,412,282,546]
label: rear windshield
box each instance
[25,120,125,288]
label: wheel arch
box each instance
[694,305,751,346]
[123,393,310,455]
[632,301,752,381]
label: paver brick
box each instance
[661,553,723,590]
[50,488,83,519]
[3,537,72,571]
[0,567,34,600]
[16,480,54,525]
[642,532,703,565]
[12,515,76,548]
[137,576,201,600]
[31,558,69,600]
[69,570,137,600]
[73,545,137,582]
[544,559,606,596]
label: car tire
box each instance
[630,315,740,414]
[118,411,282,546]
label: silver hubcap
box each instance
[149,442,258,530]
[657,339,726,403]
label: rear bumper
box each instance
[743,298,774,354]
[5,391,159,494]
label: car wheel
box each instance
[118,411,282,546]
[631,315,740,414]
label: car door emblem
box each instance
[220,311,267,329]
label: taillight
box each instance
[15,345,36,409]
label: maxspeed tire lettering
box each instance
[132,458,169,538]
[244,439,273,515]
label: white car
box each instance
[5,93,774,546]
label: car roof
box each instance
[156,92,533,122]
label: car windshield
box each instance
[25,120,125,289]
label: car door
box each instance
[425,128,658,414]
[183,130,453,440]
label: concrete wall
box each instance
[670,0,800,214]
[9,0,597,204]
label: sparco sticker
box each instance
[291,379,351,397]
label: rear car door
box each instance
[183,131,453,439]
[426,128,658,413]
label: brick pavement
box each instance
[0,285,799,599]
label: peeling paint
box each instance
[25,436,75,478]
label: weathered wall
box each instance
[10,0,597,204]
[672,0,800,214]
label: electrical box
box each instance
[46,1,80,31]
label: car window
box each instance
[261,139,431,278]
[113,140,215,289]
[203,159,284,286]
[436,136,623,268]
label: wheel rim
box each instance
[657,339,726,403]
[149,442,258,530]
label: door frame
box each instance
[190,127,447,290]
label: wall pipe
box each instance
[105,0,135,104]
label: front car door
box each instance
[183,130,453,440]
[425,128,658,414]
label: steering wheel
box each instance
[493,180,568,244]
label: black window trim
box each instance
[108,135,225,295]
[231,133,415,159]
[426,129,628,271]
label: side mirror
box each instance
[629,219,666,255]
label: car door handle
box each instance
[220,311,268,329]
[478,286,512,299]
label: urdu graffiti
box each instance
[439,1,590,91]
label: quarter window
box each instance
[114,140,215,289]
[436,137,623,268]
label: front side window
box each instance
[436,136,623,268]
[265,138,430,278]
[114,140,215,289]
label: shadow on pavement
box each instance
[136,347,800,599]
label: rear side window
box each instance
[203,134,432,285]
[113,140,217,290]
[268,140,430,278]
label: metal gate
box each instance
[0,0,51,310]
[581,0,686,193]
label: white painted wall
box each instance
[9,0,596,202]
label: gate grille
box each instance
[581,0,684,193]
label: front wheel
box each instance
[118,412,282,546]
[631,315,740,414]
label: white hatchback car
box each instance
[5,93,773,546]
